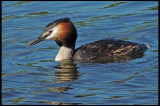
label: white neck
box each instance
[55,46,74,61]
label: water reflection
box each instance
[44,60,80,105]
[54,60,79,83]
[42,101,80,105]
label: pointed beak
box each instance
[26,34,49,47]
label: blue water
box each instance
[2,1,158,105]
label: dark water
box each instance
[2,1,158,105]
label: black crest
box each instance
[44,17,70,31]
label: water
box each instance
[2,1,158,105]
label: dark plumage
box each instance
[73,39,148,61]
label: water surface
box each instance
[2,1,158,105]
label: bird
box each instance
[27,17,148,62]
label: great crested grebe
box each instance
[27,17,148,62]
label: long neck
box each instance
[55,46,75,61]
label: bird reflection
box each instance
[54,60,79,83]
[43,60,80,105]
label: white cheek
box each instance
[45,27,59,40]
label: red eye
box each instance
[49,30,52,34]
